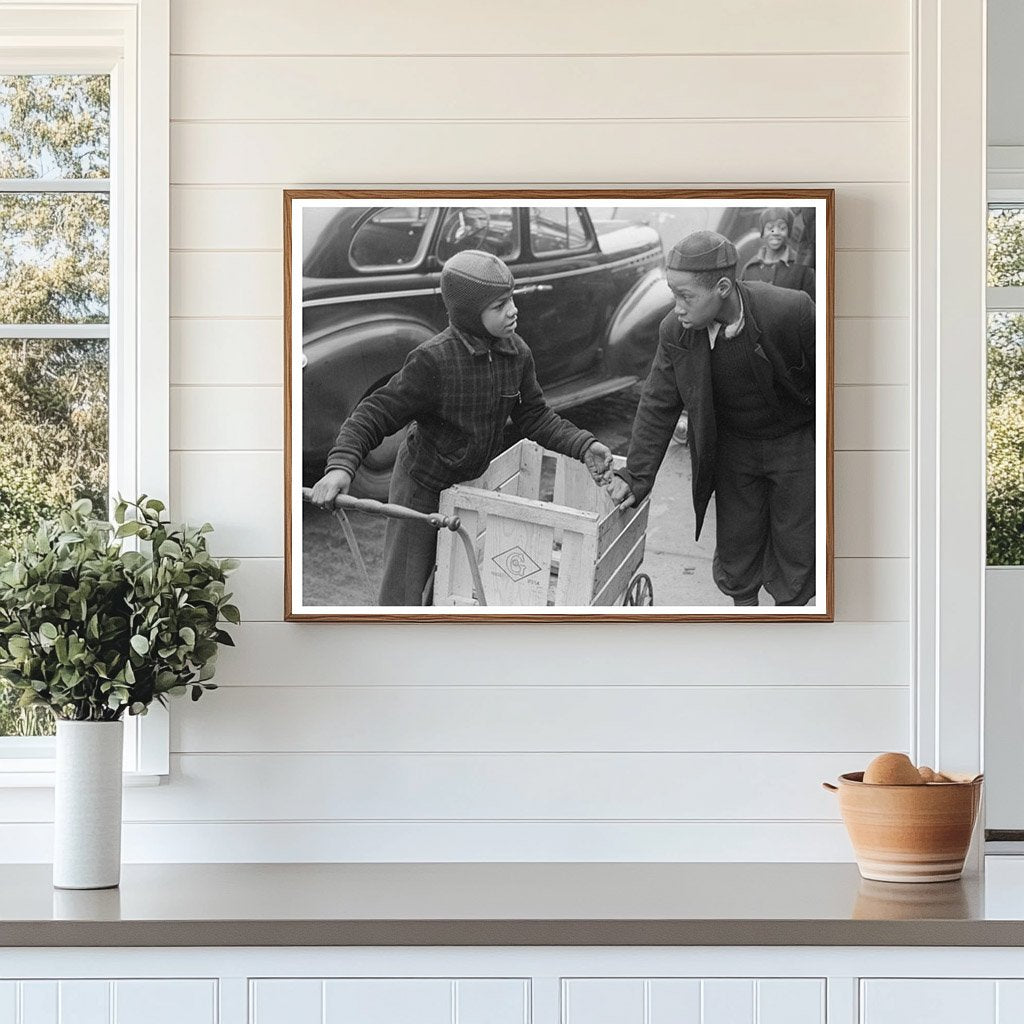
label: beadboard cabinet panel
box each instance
[249,979,529,1024]
[170,0,909,55]
[562,978,825,1024]
[860,980,997,1023]
[702,979,756,1024]
[170,120,908,187]
[57,981,109,1023]
[563,979,644,1024]
[113,981,218,1024]
[756,979,827,1024]
[0,981,216,1024]
[323,979,451,1024]
[248,980,322,1024]
[456,980,530,1024]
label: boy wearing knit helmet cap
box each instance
[607,229,817,607]
[740,206,816,300]
[311,248,614,606]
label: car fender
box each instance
[603,267,673,379]
[301,314,438,468]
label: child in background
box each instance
[310,249,614,606]
[740,207,816,300]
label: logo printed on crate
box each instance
[492,546,542,582]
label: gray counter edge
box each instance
[3,919,1024,948]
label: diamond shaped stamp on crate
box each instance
[492,546,542,583]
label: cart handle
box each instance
[302,489,465,532]
[301,489,488,606]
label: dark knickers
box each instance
[711,424,816,606]
[378,439,442,606]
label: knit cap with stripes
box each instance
[440,249,515,338]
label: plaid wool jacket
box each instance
[325,325,596,492]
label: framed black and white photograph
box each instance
[284,190,834,621]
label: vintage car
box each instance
[300,204,675,497]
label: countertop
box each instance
[5,861,1024,947]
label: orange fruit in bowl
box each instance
[863,752,926,785]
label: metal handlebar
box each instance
[301,488,487,606]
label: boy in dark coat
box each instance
[608,230,817,607]
[740,207,816,300]
[310,249,614,606]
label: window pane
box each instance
[0,338,107,738]
[0,337,109,539]
[0,192,109,323]
[349,207,438,270]
[0,694,54,738]
[436,206,520,262]
[987,313,1024,565]
[988,207,1024,287]
[0,74,109,179]
[529,207,588,255]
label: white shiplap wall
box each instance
[3,0,917,862]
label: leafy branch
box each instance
[0,497,238,722]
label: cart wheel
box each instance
[625,573,653,606]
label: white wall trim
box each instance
[913,0,986,782]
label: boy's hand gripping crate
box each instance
[433,439,652,607]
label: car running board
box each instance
[544,374,639,412]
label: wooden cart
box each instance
[434,439,653,608]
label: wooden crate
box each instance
[433,440,650,607]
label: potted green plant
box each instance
[0,496,239,889]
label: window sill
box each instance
[0,767,165,788]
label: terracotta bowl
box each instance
[823,771,983,883]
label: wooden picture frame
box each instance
[284,189,834,622]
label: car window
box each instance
[528,207,590,257]
[435,207,520,262]
[349,207,438,271]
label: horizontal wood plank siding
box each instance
[169,0,910,56]
[170,121,910,186]
[0,0,917,865]
[171,55,909,122]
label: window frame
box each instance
[986,198,1024,315]
[0,0,170,783]
[526,205,594,260]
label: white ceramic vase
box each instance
[53,719,124,889]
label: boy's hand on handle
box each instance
[310,468,353,510]
[583,441,614,485]
[606,475,637,511]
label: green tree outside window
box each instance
[0,75,110,736]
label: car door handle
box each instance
[513,284,553,295]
